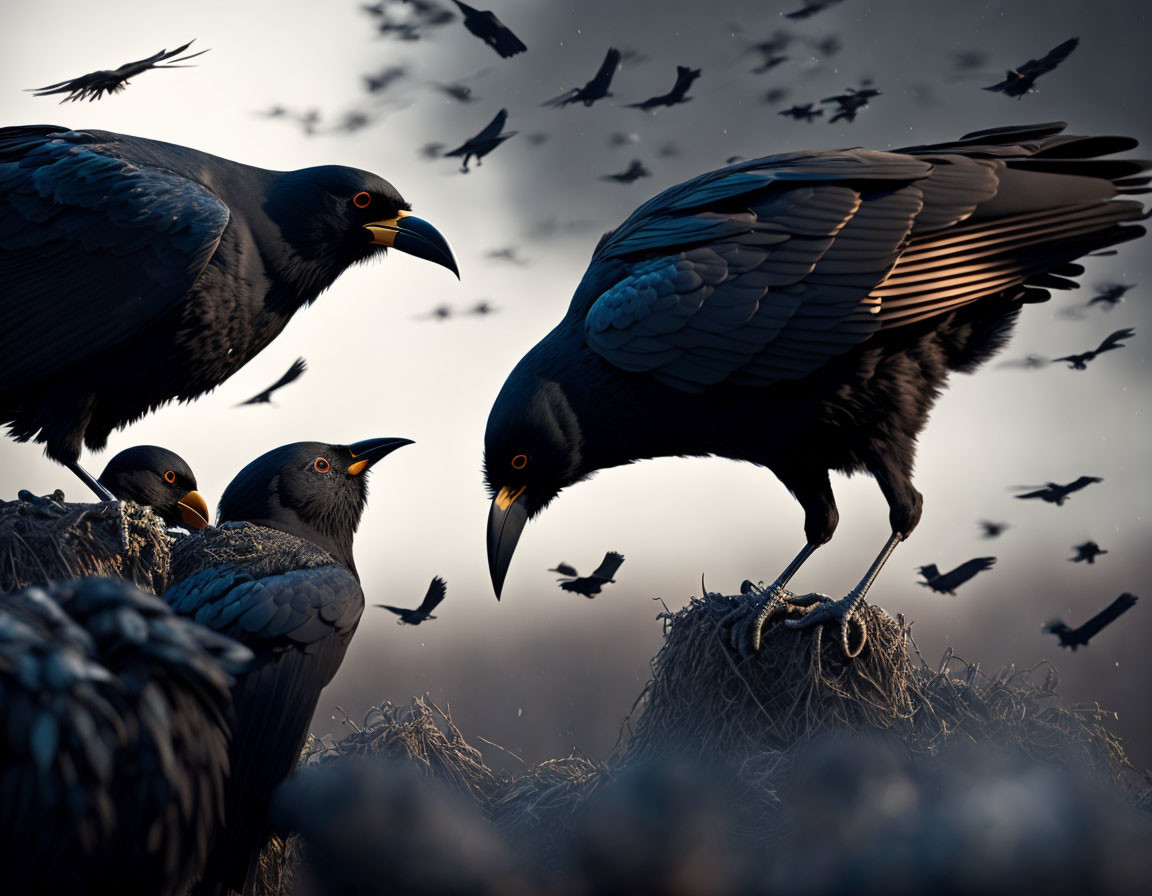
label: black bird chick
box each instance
[627,66,701,111]
[237,358,308,406]
[985,37,1079,98]
[978,520,1010,539]
[165,436,411,895]
[0,125,456,500]
[1014,476,1103,506]
[543,48,622,108]
[1045,593,1137,650]
[451,1,527,58]
[0,578,251,896]
[27,40,208,103]
[602,159,652,184]
[1052,327,1134,369]
[1086,283,1134,310]
[1069,540,1108,564]
[779,102,823,122]
[378,576,446,624]
[556,552,625,598]
[917,557,996,595]
[98,444,210,529]
[483,122,1147,660]
[444,108,517,171]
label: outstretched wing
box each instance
[549,562,578,577]
[472,108,509,143]
[590,47,622,92]
[589,551,626,582]
[1072,593,1138,642]
[28,41,208,101]
[1093,327,1134,355]
[1065,475,1103,494]
[937,556,996,591]
[1018,37,1079,79]
[0,126,230,393]
[417,576,447,615]
[239,358,307,404]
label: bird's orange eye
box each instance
[164,470,176,484]
[314,457,331,473]
[353,192,372,209]
[511,454,528,470]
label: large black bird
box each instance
[543,48,622,108]
[377,576,446,624]
[0,578,250,896]
[483,122,1147,658]
[0,125,455,499]
[1052,327,1134,369]
[165,436,411,895]
[556,551,625,598]
[98,444,211,529]
[451,1,527,58]
[237,358,308,406]
[985,37,1079,98]
[27,40,208,103]
[917,557,996,595]
[1014,476,1103,506]
[444,108,517,171]
[627,66,701,111]
[1069,540,1108,564]
[1044,593,1137,650]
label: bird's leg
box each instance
[786,531,903,658]
[64,459,115,502]
[721,542,820,657]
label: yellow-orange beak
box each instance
[177,490,211,529]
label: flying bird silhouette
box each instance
[822,86,880,123]
[1052,327,1134,369]
[237,358,307,406]
[1044,593,1137,650]
[434,81,479,103]
[415,304,454,321]
[451,1,526,58]
[1013,476,1103,506]
[556,552,626,598]
[917,557,996,595]
[363,65,408,94]
[1086,283,1134,310]
[985,37,1079,98]
[543,48,622,108]
[779,103,823,122]
[377,577,447,624]
[627,66,701,111]
[548,562,579,577]
[601,159,651,184]
[27,40,208,102]
[996,353,1049,370]
[979,520,1010,539]
[444,108,517,171]
[1069,540,1108,564]
[784,0,846,20]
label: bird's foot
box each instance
[785,589,868,658]
[17,488,66,506]
[720,580,818,659]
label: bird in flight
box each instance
[783,0,846,20]
[378,577,447,624]
[1044,593,1137,650]
[98,444,210,529]
[627,66,701,111]
[779,103,823,122]
[979,520,1010,539]
[444,108,517,171]
[1069,541,1108,564]
[451,1,527,58]
[822,86,880,123]
[543,48,622,108]
[237,358,308,406]
[917,557,996,595]
[1014,476,1103,506]
[482,122,1147,658]
[984,37,1079,98]
[1086,283,1134,310]
[1052,327,1134,369]
[27,40,208,102]
[553,552,626,598]
[601,159,652,184]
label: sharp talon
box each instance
[739,579,754,595]
[785,595,868,658]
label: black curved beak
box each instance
[177,490,211,529]
[346,437,414,475]
[487,486,528,600]
[365,212,459,279]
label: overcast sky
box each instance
[2,0,1150,765]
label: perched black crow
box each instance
[979,520,1010,539]
[0,126,456,499]
[985,37,1079,98]
[779,102,823,122]
[0,578,250,896]
[451,1,527,58]
[1045,593,1137,650]
[1014,476,1103,506]
[237,358,308,406]
[784,0,845,20]
[483,123,1147,658]
[98,444,210,529]
[822,86,880,123]
[27,40,208,102]
[165,436,410,895]
[1086,283,1134,310]
[548,561,579,577]
[1069,540,1108,564]
[917,557,996,595]
[627,66,701,111]
[444,108,517,171]
[556,552,626,598]
[1052,327,1134,369]
[378,576,447,624]
[543,48,622,108]
[601,159,652,183]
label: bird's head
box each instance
[266,166,458,287]
[98,445,210,530]
[217,437,412,577]
[484,378,586,599]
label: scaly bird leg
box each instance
[786,531,903,658]
[65,459,115,502]
[721,542,822,657]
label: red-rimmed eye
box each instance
[164,470,176,484]
[353,192,372,209]
[511,454,528,470]
[314,457,331,473]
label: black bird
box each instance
[27,40,208,102]
[0,578,250,896]
[779,102,823,122]
[979,520,1010,539]
[1069,540,1108,564]
[1052,327,1134,369]
[752,54,789,74]
[1014,476,1103,506]
[483,122,1147,659]
[917,557,996,595]
[435,81,479,103]
[556,552,626,598]
[985,37,1079,98]
[997,353,1049,369]
[1044,593,1137,650]
[1086,283,1134,310]
[822,86,880,123]
[364,65,409,94]
[416,303,455,321]
[98,444,211,529]
[784,0,846,20]
[762,87,790,105]
[467,299,498,316]
[0,125,456,499]
[378,576,447,624]
[548,562,579,577]
[419,141,445,159]
[486,246,530,265]
[601,159,652,184]
[165,436,410,895]
[627,66,701,111]
[444,108,517,171]
[543,48,622,108]
[237,358,308,406]
[451,1,527,58]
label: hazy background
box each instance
[2,0,1150,766]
